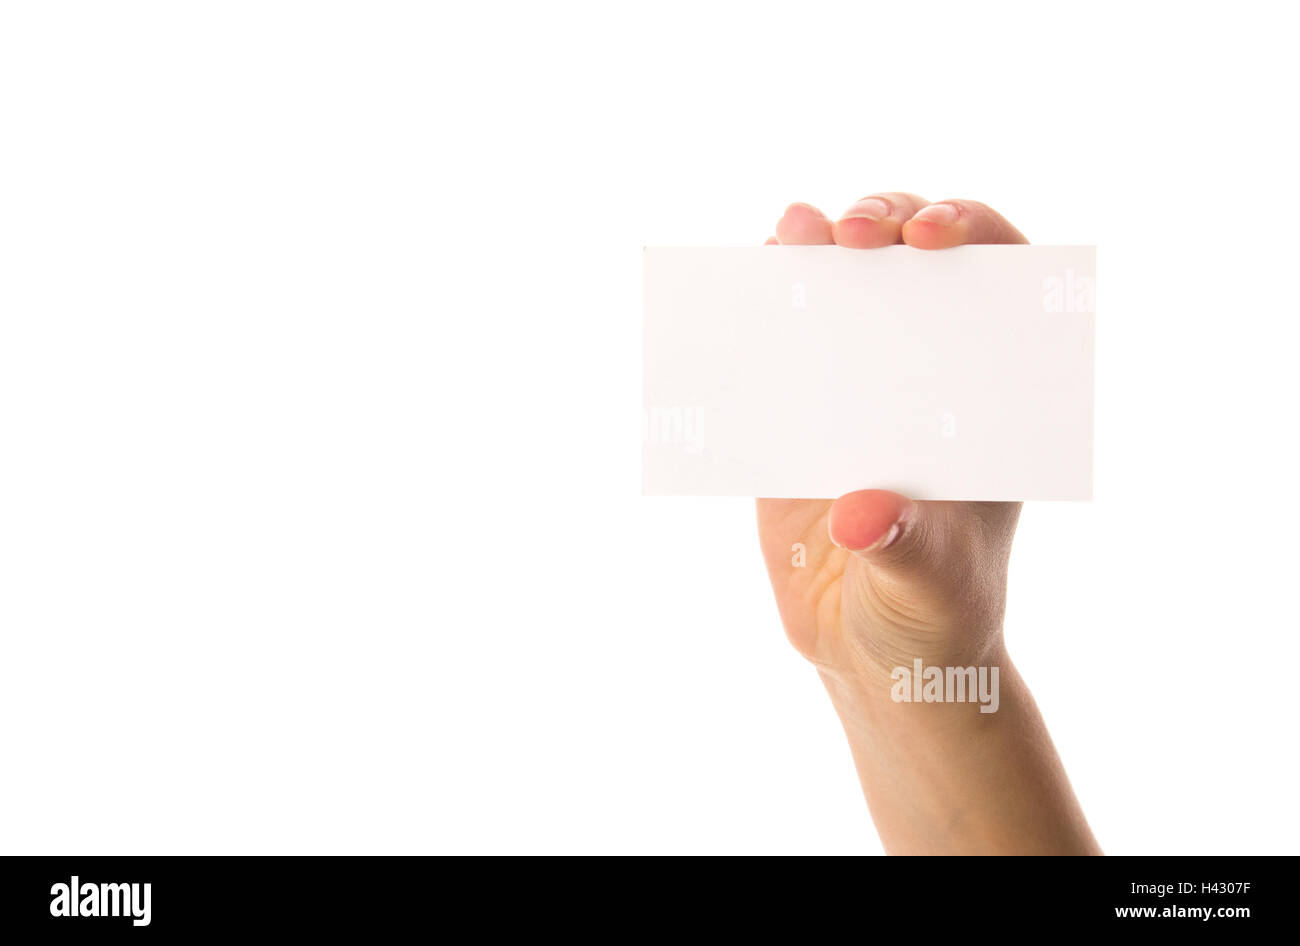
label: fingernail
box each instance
[840,521,901,553]
[840,197,891,222]
[911,203,959,226]
[834,500,915,553]
[783,202,825,220]
[869,521,902,552]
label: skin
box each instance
[758,194,1101,855]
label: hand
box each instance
[756,195,1099,854]
[757,194,1027,688]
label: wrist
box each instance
[821,637,1014,738]
[818,651,1101,855]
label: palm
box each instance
[758,495,1021,664]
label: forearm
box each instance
[820,649,1101,855]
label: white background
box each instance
[1,2,1296,854]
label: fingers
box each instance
[774,202,834,245]
[773,195,1026,249]
[832,192,929,249]
[901,199,1027,248]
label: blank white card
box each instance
[643,245,1094,500]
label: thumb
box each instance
[826,489,949,587]
[826,491,1018,659]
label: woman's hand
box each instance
[757,194,1100,854]
[757,194,1026,686]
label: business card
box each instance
[643,245,1094,499]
